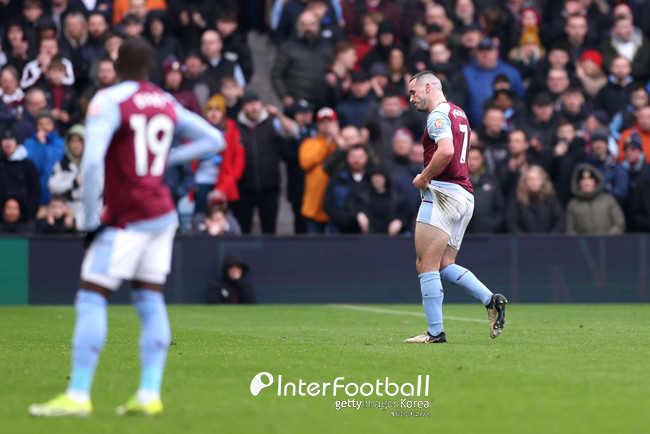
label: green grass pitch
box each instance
[1,304,648,434]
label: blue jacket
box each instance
[584,154,629,203]
[24,132,65,205]
[462,59,524,125]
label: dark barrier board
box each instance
[15,235,650,305]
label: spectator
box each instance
[621,133,650,231]
[195,201,241,237]
[316,41,357,109]
[601,17,650,83]
[496,128,539,199]
[519,91,558,159]
[618,105,650,164]
[0,196,33,234]
[190,190,241,235]
[360,19,397,72]
[271,10,332,109]
[384,47,410,97]
[0,66,25,122]
[565,164,625,235]
[59,11,90,90]
[467,147,505,233]
[336,70,376,129]
[20,37,75,89]
[3,21,33,73]
[39,58,79,132]
[299,107,341,233]
[167,0,216,53]
[234,93,298,234]
[35,194,76,233]
[556,13,596,66]
[200,29,246,90]
[205,93,245,205]
[453,23,482,66]
[12,87,47,144]
[47,124,92,229]
[585,127,629,205]
[558,85,588,130]
[112,0,166,26]
[363,91,422,165]
[575,49,606,102]
[161,59,201,115]
[47,0,85,34]
[181,51,213,109]
[102,29,124,62]
[343,0,400,41]
[506,165,565,234]
[387,128,420,228]
[24,110,65,206]
[322,124,367,177]
[279,99,316,234]
[144,10,183,85]
[306,0,344,45]
[79,55,116,117]
[0,128,40,219]
[351,11,382,71]
[83,13,109,68]
[548,119,586,205]
[400,0,430,49]
[462,37,524,125]
[481,74,527,130]
[220,76,243,121]
[478,107,509,175]
[594,56,634,119]
[508,24,545,82]
[348,165,409,235]
[216,10,254,83]
[544,66,571,109]
[274,0,339,45]
[610,83,648,141]
[324,144,371,233]
[206,253,256,304]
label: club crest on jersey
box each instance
[434,119,444,128]
[451,109,467,119]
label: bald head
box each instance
[298,10,319,38]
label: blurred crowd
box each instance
[0,0,649,237]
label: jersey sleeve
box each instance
[426,111,453,143]
[81,91,120,230]
[167,101,226,166]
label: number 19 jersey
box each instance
[86,81,178,227]
[422,102,473,194]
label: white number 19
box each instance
[130,114,174,176]
[459,124,469,164]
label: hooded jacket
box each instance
[565,164,626,235]
[0,143,40,219]
[206,253,256,304]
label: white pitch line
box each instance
[329,304,486,323]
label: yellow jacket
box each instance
[299,134,337,222]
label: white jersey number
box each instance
[459,124,469,164]
[130,114,174,176]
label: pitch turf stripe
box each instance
[329,304,486,323]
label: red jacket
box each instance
[215,119,246,202]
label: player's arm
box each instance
[413,113,454,189]
[167,103,226,167]
[81,92,119,230]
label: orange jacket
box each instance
[618,127,650,163]
[112,0,167,24]
[299,134,337,222]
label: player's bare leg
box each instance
[115,280,169,417]
[405,222,449,343]
[28,281,111,417]
[440,246,507,338]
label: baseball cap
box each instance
[478,37,497,50]
[162,59,182,77]
[240,92,260,105]
[590,127,609,143]
[624,132,643,150]
[1,128,16,141]
[460,23,482,34]
[290,99,314,113]
[316,107,337,122]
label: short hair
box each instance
[409,70,442,91]
[333,41,354,58]
[563,85,584,96]
[24,0,43,9]
[115,37,154,81]
[121,13,141,26]
[48,57,66,71]
[1,65,20,81]
[509,128,528,141]
[556,118,575,129]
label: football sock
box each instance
[441,264,493,306]
[132,290,171,402]
[67,289,108,402]
[419,271,444,336]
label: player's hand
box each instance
[412,173,430,190]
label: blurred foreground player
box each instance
[404,70,507,343]
[29,38,225,417]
